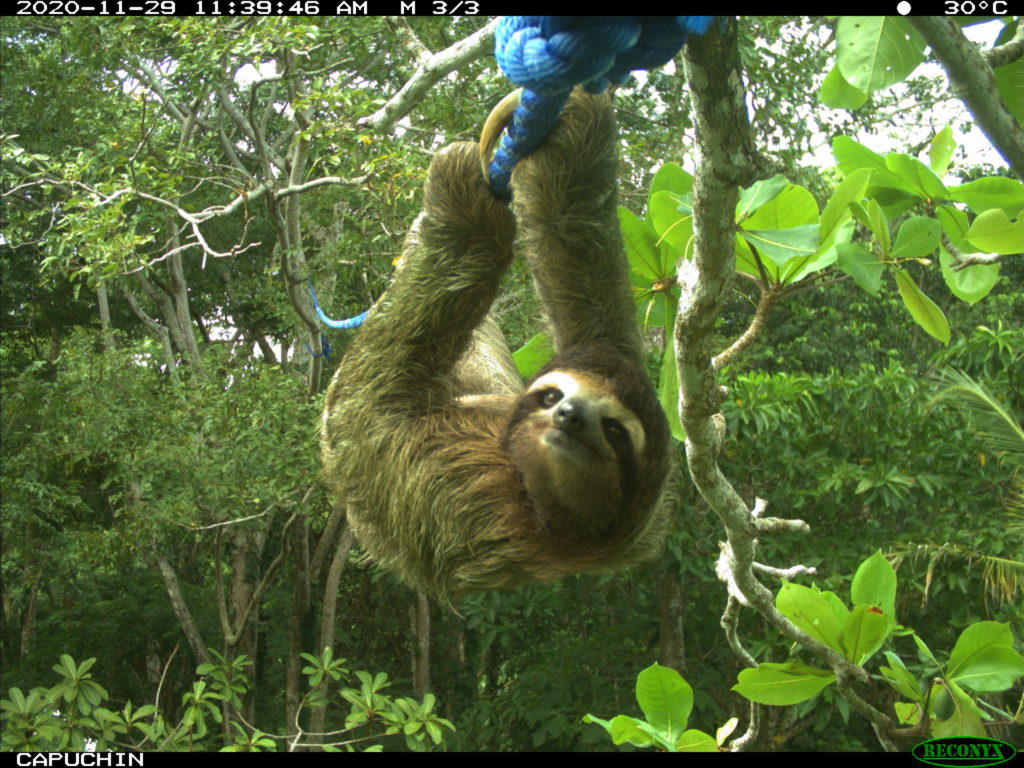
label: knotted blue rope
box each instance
[488,16,714,200]
[308,277,368,330]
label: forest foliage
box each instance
[1,16,1022,752]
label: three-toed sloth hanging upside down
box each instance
[321,89,671,603]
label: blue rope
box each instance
[488,16,714,200]
[308,277,368,330]
[305,333,333,360]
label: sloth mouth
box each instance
[544,427,600,459]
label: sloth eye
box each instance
[602,418,627,444]
[541,388,563,407]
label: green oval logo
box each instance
[912,737,1017,767]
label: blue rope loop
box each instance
[308,276,368,330]
[488,16,714,200]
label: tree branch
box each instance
[360,18,499,133]
[909,17,1024,179]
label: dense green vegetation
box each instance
[1,16,1021,752]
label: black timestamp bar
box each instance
[15,0,489,12]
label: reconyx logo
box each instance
[912,737,1017,767]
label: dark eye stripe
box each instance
[540,388,562,407]
[602,418,627,443]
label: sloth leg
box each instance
[511,90,643,365]
[324,142,516,416]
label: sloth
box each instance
[321,90,671,602]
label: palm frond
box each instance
[927,369,1024,469]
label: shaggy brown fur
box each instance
[321,91,670,602]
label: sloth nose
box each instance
[553,398,587,433]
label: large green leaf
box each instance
[850,550,897,620]
[650,190,695,256]
[649,162,693,201]
[836,242,883,295]
[929,126,956,176]
[939,249,1000,304]
[948,177,1024,217]
[885,154,948,201]
[891,216,940,262]
[636,663,693,742]
[733,663,836,706]
[838,605,889,665]
[512,332,553,379]
[833,136,913,194]
[836,16,925,93]
[740,225,819,268]
[966,208,1024,254]
[737,174,789,220]
[659,339,684,441]
[820,168,871,243]
[744,184,819,229]
[892,267,950,345]
[818,64,868,110]
[947,622,1024,693]
[776,582,847,650]
[994,56,1024,127]
[619,206,662,282]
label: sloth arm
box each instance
[328,142,516,415]
[512,91,644,366]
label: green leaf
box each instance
[732,663,836,705]
[935,204,971,250]
[649,191,695,255]
[649,162,693,200]
[994,56,1024,127]
[850,198,892,256]
[850,550,897,619]
[931,681,987,738]
[966,208,1024,254]
[938,249,1000,304]
[776,582,847,650]
[737,174,789,219]
[947,177,1024,217]
[928,126,956,176]
[582,713,655,748]
[740,225,819,268]
[951,647,1024,694]
[892,267,950,345]
[885,154,948,200]
[676,729,719,752]
[659,338,684,442]
[836,16,925,93]
[619,206,661,282]
[818,65,868,110]
[833,136,913,194]
[635,663,693,741]
[880,652,923,702]
[821,168,871,243]
[838,604,890,665]
[948,621,1024,693]
[734,233,772,281]
[891,216,940,262]
[744,184,820,229]
[512,332,553,380]
[835,242,883,295]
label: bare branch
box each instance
[982,19,1024,70]
[942,233,1015,270]
[360,18,499,133]
[713,287,778,371]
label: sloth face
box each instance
[501,368,648,532]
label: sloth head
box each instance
[500,345,670,541]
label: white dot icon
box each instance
[897,1,911,13]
